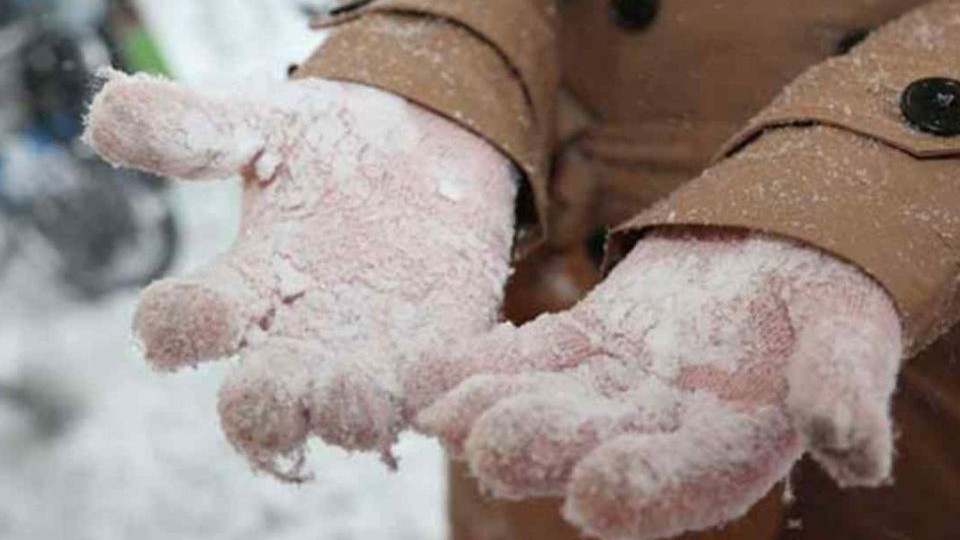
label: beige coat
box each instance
[295,1,960,538]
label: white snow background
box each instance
[0,1,447,539]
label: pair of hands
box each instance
[85,73,902,540]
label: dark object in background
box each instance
[0,139,178,299]
[609,0,660,31]
[0,2,178,300]
[0,366,80,440]
[0,1,18,27]
[20,27,89,143]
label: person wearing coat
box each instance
[83,1,960,539]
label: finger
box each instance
[465,377,681,499]
[415,371,585,458]
[217,339,314,482]
[306,355,404,462]
[133,240,276,370]
[402,313,597,416]
[564,393,801,540]
[786,311,901,487]
[84,70,268,180]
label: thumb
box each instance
[785,276,902,487]
[84,70,268,180]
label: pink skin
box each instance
[84,71,517,479]
[407,231,901,540]
[86,71,902,539]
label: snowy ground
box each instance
[133,0,325,85]
[0,2,447,539]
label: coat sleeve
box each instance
[607,0,960,356]
[292,0,560,254]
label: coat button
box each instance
[900,77,960,137]
[610,0,659,31]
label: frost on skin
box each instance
[84,71,517,479]
[407,230,902,540]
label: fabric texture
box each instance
[298,0,559,255]
[83,0,960,538]
[612,1,960,356]
[407,230,901,540]
[292,1,960,539]
[84,71,517,479]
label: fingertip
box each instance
[134,279,244,370]
[803,406,894,488]
[308,361,404,454]
[413,400,465,455]
[399,352,459,419]
[413,374,524,457]
[785,325,897,487]
[84,72,176,167]
[563,438,665,540]
[564,404,800,540]
[218,359,311,466]
[465,395,610,500]
[563,435,713,540]
[84,72,262,180]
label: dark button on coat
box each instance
[901,77,960,136]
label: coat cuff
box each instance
[608,2,960,355]
[294,0,559,256]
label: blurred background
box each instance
[0,1,446,539]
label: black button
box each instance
[900,77,960,137]
[610,0,660,31]
[834,28,870,56]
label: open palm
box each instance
[85,72,517,479]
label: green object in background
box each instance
[120,26,169,76]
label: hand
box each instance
[84,71,517,480]
[406,230,901,539]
